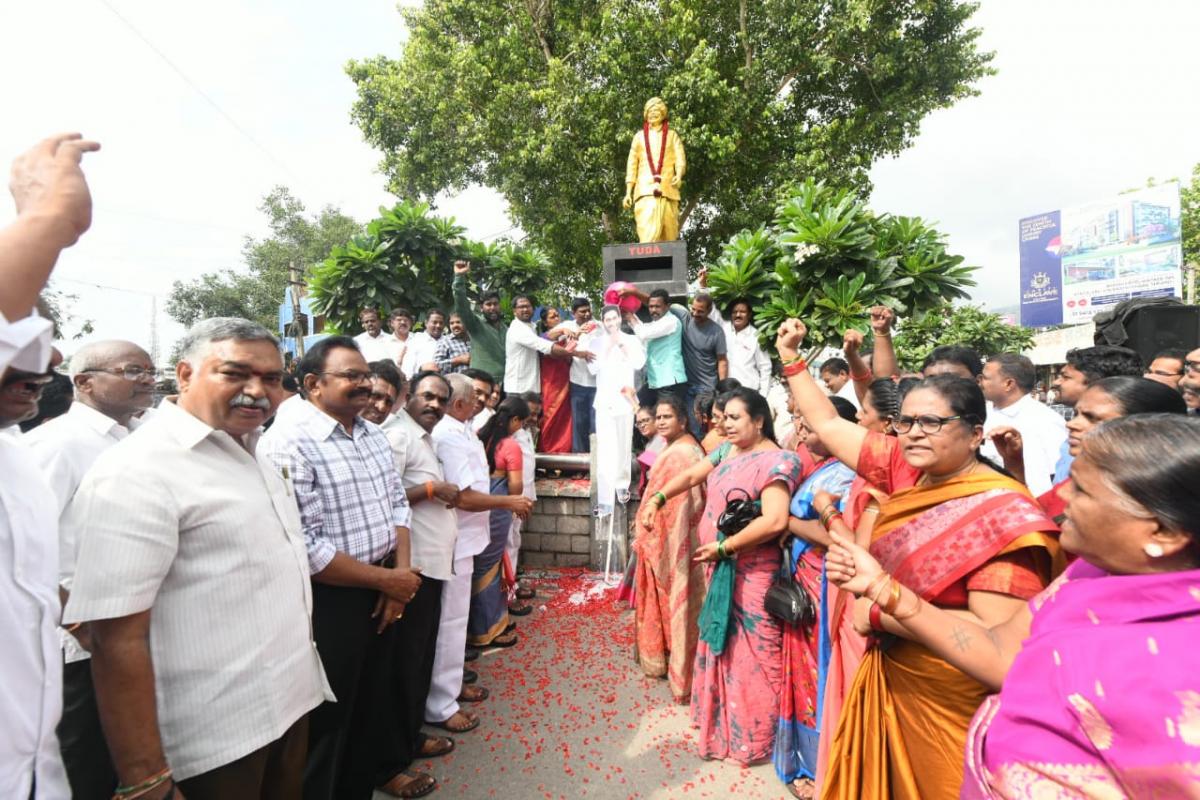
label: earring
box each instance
[1144,542,1165,558]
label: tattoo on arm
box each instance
[950,625,972,653]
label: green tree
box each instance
[1181,163,1199,300]
[165,187,361,330]
[346,0,993,283]
[892,305,1035,371]
[705,179,977,358]
[307,200,562,332]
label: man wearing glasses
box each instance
[24,339,155,798]
[261,336,426,799]
[1143,348,1187,391]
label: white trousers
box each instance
[506,516,522,575]
[594,409,634,510]
[424,554,473,722]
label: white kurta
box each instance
[586,330,646,510]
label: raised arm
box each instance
[867,306,898,380]
[452,261,484,336]
[842,329,872,405]
[3,133,101,319]
[776,320,868,471]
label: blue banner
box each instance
[1019,211,1063,327]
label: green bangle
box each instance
[653,491,667,506]
[717,540,730,559]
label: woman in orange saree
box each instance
[775,320,1062,800]
[631,395,706,701]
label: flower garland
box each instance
[642,121,669,197]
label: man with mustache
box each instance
[363,360,406,426]
[24,339,155,799]
[64,318,331,800]
[260,337,428,800]
[1181,346,1200,416]
[378,371,462,773]
[434,312,472,375]
[1,131,100,800]
[452,260,507,380]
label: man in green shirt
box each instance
[452,260,506,381]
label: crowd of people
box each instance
[3,132,1200,800]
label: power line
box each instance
[56,277,164,299]
[94,0,299,182]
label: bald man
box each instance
[24,339,155,800]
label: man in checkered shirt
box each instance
[260,336,430,800]
[433,312,472,374]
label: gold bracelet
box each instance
[864,572,891,605]
[881,578,903,615]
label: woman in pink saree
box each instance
[826,413,1200,799]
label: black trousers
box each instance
[58,659,116,800]
[374,576,443,786]
[303,582,396,800]
[178,716,308,800]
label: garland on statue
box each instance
[642,121,669,197]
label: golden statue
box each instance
[623,97,686,242]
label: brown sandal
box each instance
[378,769,437,798]
[426,709,479,733]
[418,734,455,758]
[458,684,489,703]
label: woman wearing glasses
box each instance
[775,320,1062,800]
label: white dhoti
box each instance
[594,409,634,511]
[424,553,473,722]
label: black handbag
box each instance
[716,488,760,538]
[764,544,817,628]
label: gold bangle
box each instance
[882,578,902,615]
[892,590,922,620]
[864,572,891,604]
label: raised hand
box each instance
[842,329,864,355]
[775,319,808,357]
[825,529,883,596]
[453,259,470,275]
[10,133,101,246]
[869,306,895,336]
[987,426,1024,464]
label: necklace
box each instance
[642,122,669,197]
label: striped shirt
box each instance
[62,399,330,780]
[260,399,411,573]
[434,333,472,374]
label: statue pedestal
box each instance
[602,240,689,300]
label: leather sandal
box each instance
[418,734,455,758]
[458,684,489,703]
[378,769,437,798]
[426,709,479,733]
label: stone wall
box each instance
[519,477,593,568]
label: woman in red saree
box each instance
[631,395,706,702]
[538,308,573,453]
[776,320,1062,800]
[827,413,1200,799]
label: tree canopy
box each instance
[892,305,1035,371]
[165,187,361,330]
[347,0,994,284]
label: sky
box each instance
[2,0,1198,361]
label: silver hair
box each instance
[444,372,475,405]
[70,340,150,378]
[178,318,280,365]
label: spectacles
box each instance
[321,370,372,383]
[893,414,963,434]
[1147,369,1184,378]
[1185,360,1200,375]
[82,366,158,381]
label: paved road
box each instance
[381,569,791,800]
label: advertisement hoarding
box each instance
[1019,184,1182,326]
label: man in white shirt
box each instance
[467,368,497,433]
[980,352,1067,496]
[354,307,399,363]
[403,309,446,377]
[379,370,462,764]
[1,131,101,800]
[64,318,331,799]
[427,373,533,734]
[24,339,155,799]
[504,295,588,395]
[819,357,862,410]
[561,298,599,452]
[718,300,772,393]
